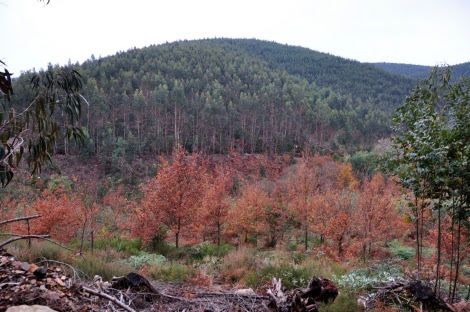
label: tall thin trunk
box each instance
[217,220,221,247]
[448,198,455,299]
[415,196,421,272]
[91,230,94,253]
[434,195,442,296]
[452,217,462,302]
[175,217,181,248]
[79,216,87,255]
[304,229,308,251]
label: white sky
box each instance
[1,0,469,77]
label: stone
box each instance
[29,264,39,273]
[20,262,30,272]
[6,305,57,312]
[33,267,47,279]
[54,278,65,287]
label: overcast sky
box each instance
[1,0,469,77]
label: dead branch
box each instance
[0,234,50,248]
[37,258,89,280]
[82,286,136,312]
[0,233,77,253]
[0,215,42,226]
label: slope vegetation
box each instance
[12,39,428,158]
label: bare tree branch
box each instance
[0,214,42,226]
[82,286,136,312]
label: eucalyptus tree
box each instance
[1,68,85,187]
[389,66,470,297]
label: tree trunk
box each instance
[217,221,221,247]
[451,217,462,302]
[79,216,87,255]
[304,229,308,251]
[415,196,421,272]
[338,236,343,256]
[434,196,442,296]
[175,217,181,248]
[91,230,94,253]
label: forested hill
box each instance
[12,39,423,158]
[223,39,415,105]
[373,61,470,82]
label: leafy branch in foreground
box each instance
[0,68,86,187]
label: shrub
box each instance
[334,261,404,291]
[7,241,68,263]
[146,262,195,282]
[72,251,132,281]
[318,291,361,312]
[246,264,310,290]
[126,252,166,268]
[220,247,259,283]
[300,258,347,280]
[94,237,142,255]
[387,240,414,260]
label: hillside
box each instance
[373,61,470,82]
[10,39,426,160]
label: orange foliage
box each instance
[227,183,270,245]
[133,146,206,247]
[102,186,133,236]
[17,189,83,243]
[199,169,232,246]
[353,173,403,260]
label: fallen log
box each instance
[82,286,136,312]
[370,280,454,311]
[268,276,338,312]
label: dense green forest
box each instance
[374,61,470,81]
[11,39,423,163]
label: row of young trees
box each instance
[3,148,407,262]
[390,68,470,300]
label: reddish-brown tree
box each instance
[199,169,232,246]
[354,173,401,261]
[18,189,83,243]
[137,146,206,248]
[286,156,319,250]
[226,184,269,246]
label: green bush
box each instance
[198,241,234,258]
[157,242,235,262]
[245,264,310,290]
[318,291,361,312]
[94,237,142,255]
[388,239,414,260]
[7,241,68,263]
[72,252,133,281]
[292,252,307,264]
[146,262,195,282]
[126,252,166,268]
[334,261,404,291]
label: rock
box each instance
[6,305,57,312]
[20,262,30,272]
[12,261,21,268]
[33,267,47,279]
[234,288,255,295]
[54,278,65,287]
[29,264,38,273]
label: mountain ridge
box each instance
[11,38,469,159]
